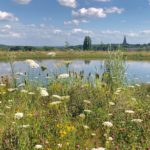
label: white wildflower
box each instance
[83,125,90,130]
[7,88,17,92]
[15,112,24,120]
[39,87,49,97]
[25,59,40,69]
[109,102,115,106]
[47,52,56,57]
[20,89,28,93]
[125,110,135,114]
[57,143,63,148]
[0,83,6,87]
[131,119,143,123]
[79,113,86,119]
[83,100,91,104]
[35,144,43,149]
[84,109,92,114]
[52,95,62,100]
[58,73,69,79]
[103,121,113,127]
[28,92,35,95]
[91,133,96,136]
[49,101,61,106]
[17,83,25,88]
[91,147,105,150]
[108,137,113,141]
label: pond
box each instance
[0,59,150,84]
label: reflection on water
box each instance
[0,59,150,83]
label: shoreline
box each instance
[0,50,150,61]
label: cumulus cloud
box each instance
[95,0,110,2]
[72,7,124,18]
[14,0,32,5]
[53,29,62,34]
[58,0,77,8]
[105,7,124,14]
[64,19,88,26]
[72,28,92,34]
[0,11,18,21]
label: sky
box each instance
[0,0,150,46]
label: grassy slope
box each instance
[0,50,150,61]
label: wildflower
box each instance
[79,113,86,119]
[128,85,135,88]
[20,89,28,93]
[83,125,90,130]
[6,106,11,109]
[59,130,67,137]
[108,137,113,141]
[25,59,40,69]
[0,83,6,87]
[0,101,1,104]
[131,97,136,101]
[58,73,69,79]
[17,83,25,88]
[7,88,17,92]
[91,147,105,150]
[0,113,5,116]
[61,96,70,101]
[49,101,61,106]
[39,87,49,97]
[125,110,135,114]
[109,102,115,106]
[84,109,92,114]
[28,92,35,95]
[83,100,91,104]
[52,95,62,100]
[16,72,25,76]
[57,143,62,148]
[35,144,43,149]
[19,124,30,128]
[131,119,143,123]
[47,52,56,57]
[135,84,141,87]
[91,133,96,136]
[15,112,24,120]
[102,121,113,127]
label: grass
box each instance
[0,50,150,149]
[0,50,150,61]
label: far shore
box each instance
[0,50,150,61]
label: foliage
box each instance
[83,36,92,50]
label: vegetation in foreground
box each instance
[1,50,150,61]
[0,51,150,150]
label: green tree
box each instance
[83,36,92,50]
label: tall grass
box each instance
[0,50,149,149]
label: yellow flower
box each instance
[59,130,67,137]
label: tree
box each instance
[83,36,92,50]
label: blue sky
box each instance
[0,0,150,46]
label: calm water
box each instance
[0,59,150,84]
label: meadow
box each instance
[0,51,150,150]
[0,50,150,61]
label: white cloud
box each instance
[95,0,110,2]
[105,7,124,14]
[58,0,77,8]
[0,11,18,21]
[53,29,62,34]
[14,0,32,5]
[72,8,106,18]
[64,19,88,26]
[72,28,92,34]
[72,7,124,18]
